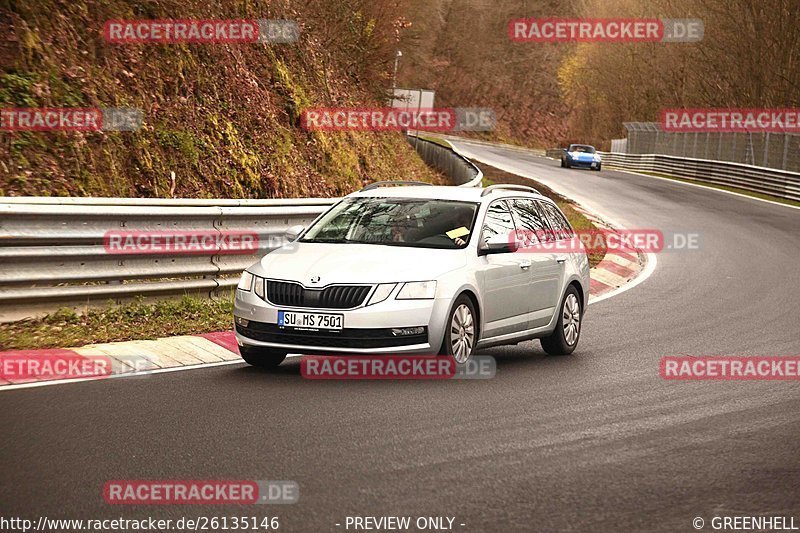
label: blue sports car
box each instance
[561,144,602,171]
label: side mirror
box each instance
[478,233,519,255]
[285,224,305,241]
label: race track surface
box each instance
[2,139,799,532]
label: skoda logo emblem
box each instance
[310,276,321,284]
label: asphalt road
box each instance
[2,139,799,532]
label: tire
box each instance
[240,345,287,368]
[440,294,477,364]
[540,285,583,356]
[564,159,570,168]
[594,164,602,171]
[560,158,566,168]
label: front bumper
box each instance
[234,287,452,355]
[567,158,600,168]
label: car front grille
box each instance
[236,321,428,349]
[266,280,371,309]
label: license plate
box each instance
[278,310,343,331]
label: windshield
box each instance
[568,144,596,153]
[300,197,478,249]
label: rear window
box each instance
[537,201,574,241]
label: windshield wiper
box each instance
[300,237,353,243]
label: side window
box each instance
[511,199,549,245]
[537,201,574,241]
[480,200,516,245]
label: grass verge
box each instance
[0,295,234,351]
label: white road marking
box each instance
[0,353,308,392]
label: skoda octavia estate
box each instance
[234,182,590,368]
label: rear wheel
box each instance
[440,295,477,364]
[240,346,287,368]
[540,286,582,356]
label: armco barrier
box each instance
[0,199,333,322]
[0,140,483,322]
[406,134,484,187]
[545,149,800,202]
[597,152,800,202]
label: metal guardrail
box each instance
[597,152,800,202]
[432,134,547,159]
[0,200,334,322]
[0,138,485,322]
[406,134,484,187]
[543,148,800,202]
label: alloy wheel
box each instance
[562,293,581,346]
[450,303,474,363]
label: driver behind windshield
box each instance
[445,208,473,247]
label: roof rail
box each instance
[360,180,434,191]
[480,184,541,197]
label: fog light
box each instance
[235,316,249,327]
[391,326,425,336]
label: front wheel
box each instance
[440,295,477,364]
[540,286,583,356]
[240,345,287,368]
[594,164,602,171]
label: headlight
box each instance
[593,153,602,161]
[237,271,254,291]
[253,276,265,299]
[396,281,437,300]
[366,283,396,306]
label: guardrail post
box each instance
[782,133,790,170]
[764,132,771,167]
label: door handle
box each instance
[519,259,532,269]
[556,255,568,264]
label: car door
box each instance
[536,200,575,323]
[509,198,562,329]
[477,200,530,338]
